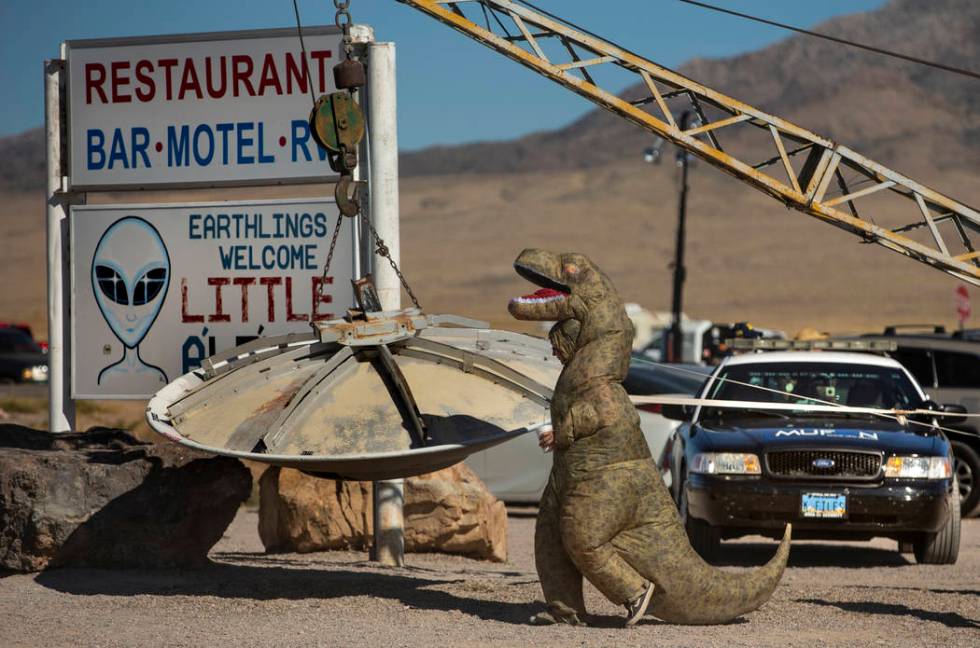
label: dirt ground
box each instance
[1,507,977,648]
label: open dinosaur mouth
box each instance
[508,254,570,320]
[511,287,569,305]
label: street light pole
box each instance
[669,111,694,363]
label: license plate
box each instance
[801,492,847,519]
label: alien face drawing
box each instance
[91,217,171,350]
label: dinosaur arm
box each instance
[554,401,600,450]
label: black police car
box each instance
[664,351,960,564]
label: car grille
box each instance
[766,450,882,481]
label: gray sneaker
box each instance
[624,582,654,627]
[529,610,587,626]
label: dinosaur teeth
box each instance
[511,288,568,305]
[511,295,565,304]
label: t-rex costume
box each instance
[509,248,791,625]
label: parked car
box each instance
[0,321,47,352]
[665,351,961,564]
[837,326,980,517]
[0,327,48,383]
[466,359,709,503]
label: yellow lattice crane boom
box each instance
[398,0,980,286]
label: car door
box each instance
[932,349,980,424]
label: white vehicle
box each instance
[466,360,709,503]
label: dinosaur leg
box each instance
[533,477,587,625]
[559,468,648,606]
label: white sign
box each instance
[70,198,353,398]
[66,28,344,189]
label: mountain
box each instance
[0,128,44,192]
[400,0,980,177]
[0,0,977,339]
[4,0,976,187]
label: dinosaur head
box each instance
[508,248,613,323]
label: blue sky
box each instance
[0,0,888,150]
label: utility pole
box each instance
[669,111,694,364]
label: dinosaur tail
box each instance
[650,523,792,625]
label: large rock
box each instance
[259,463,507,562]
[259,468,373,552]
[0,425,251,571]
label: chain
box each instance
[310,214,346,328]
[311,0,421,315]
[362,212,422,310]
[334,0,354,58]
[291,0,317,109]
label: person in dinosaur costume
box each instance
[508,248,792,626]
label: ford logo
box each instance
[813,458,835,469]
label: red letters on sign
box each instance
[231,55,256,97]
[85,64,108,104]
[207,278,232,323]
[134,60,155,101]
[181,278,205,323]
[182,276,338,325]
[83,50,335,104]
[110,61,131,103]
[285,277,308,321]
[259,277,282,322]
[233,277,256,322]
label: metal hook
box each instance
[336,176,367,217]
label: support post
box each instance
[366,42,405,567]
[45,56,75,432]
[669,111,692,364]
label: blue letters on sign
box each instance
[87,129,106,170]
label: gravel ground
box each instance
[1,508,977,648]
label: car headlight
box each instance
[21,365,48,382]
[691,452,761,475]
[884,456,951,479]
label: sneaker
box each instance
[624,582,654,627]
[529,611,587,626]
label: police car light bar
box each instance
[726,339,898,352]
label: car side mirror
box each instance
[940,403,968,426]
[662,404,691,421]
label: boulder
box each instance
[404,463,508,562]
[258,467,373,552]
[0,425,252,572]
[259,463,507,562]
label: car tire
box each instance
[679,477,720,562]
[913,476,961,565]
[950,440,980,518]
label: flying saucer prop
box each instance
[146,309,560,481]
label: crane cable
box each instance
[674,0,980,82]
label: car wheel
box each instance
[913,476,961,565]
[679,476,720,562]
[950,441,980,517]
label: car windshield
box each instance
[699,361,924,421]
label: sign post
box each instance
[956,285,971,330]
[366,42,405,568]
[45,53,76,432]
